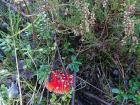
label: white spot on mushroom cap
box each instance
[61,80,65,82]
[69,75,73,78]
[56,87,59,89]
[64,85,67,87]
[70,80,73,84]
[63,76,66,79]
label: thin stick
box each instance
[71,45,82,105]
[77,76,107,95]
[54,32,67,75]
[49,3,67,74]
[14,41,23,105]
[1,0,29,17]
[71,72,76,105]
[83,92,112,105]
[38,85,45,105]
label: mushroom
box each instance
[45,70,73,94]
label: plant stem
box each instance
[14,41,23,105]
[83,92,112,105]
[71,72,76,105]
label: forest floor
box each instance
[0,0,140,105]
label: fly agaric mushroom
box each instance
[45,70,73,94]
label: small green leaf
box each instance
[71,56,76,61]
[38,65,51,84]
[112,88,120,93]
[69,56,82,72]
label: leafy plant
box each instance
[50,92,72,105]
[112,78,140,104]
[38,65,51,84]
[0,84,8,103]
[68,56,82,72]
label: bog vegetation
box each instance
[0,0,140,105]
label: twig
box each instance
[71,72,76,105]
[14,41,23,105]
[53,32,68,75]
[83,91,112,105]
[71,45,82,105]
[49,1,67,74]
[1,0,30,17]
[1,0,47,18]
[77,76,107,95]
[38,85,45,105]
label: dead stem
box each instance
[14,41,23,105]
[83,91,112,105]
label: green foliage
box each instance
[50,92,72,105]
[135,93,140,104]
[0,84,8,102]
[50,94,59,105]
[135,44,140,64]
[0,0,140,104]
[68,56,82,72]
[62,41,74,56]
[112,88,120,94]
[0,38,12,53]
[57,4,82,26]
[38,65,51,84]
[113,78,140,104]
[135,23,140,37]
[95,7,106,22]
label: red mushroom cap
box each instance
[45,70,73,94]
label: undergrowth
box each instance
[0,0,140,105]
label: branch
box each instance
[82,91,112,105]
[71,72,76,105]
[14,41,23,105]
[1,0,39,17]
